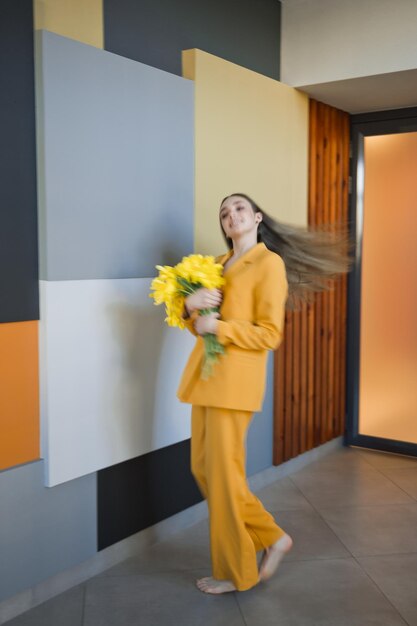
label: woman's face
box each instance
[219,196,262,240]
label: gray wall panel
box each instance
[0,461,97,602]
[36,30,194,280]
[246,351,274,476]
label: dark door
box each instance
[345,107,417,458]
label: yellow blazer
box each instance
[176,242,289,412]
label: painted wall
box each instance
[0,0,311,605]
[0,0,38,326]
[34,0,103,48]
[281,0,417,87]
[103,0,281,80]
[183,48,308,257]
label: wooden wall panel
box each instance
[273,99,350,464]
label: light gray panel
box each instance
[36,30,194,280]
[0,460,97,602]
[39,278,193,487]
[246,351,274,476]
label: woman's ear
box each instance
[256,212,263,224]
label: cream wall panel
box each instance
[34,0,103,48]
[281,0,417,86]
[182,49,308,255]
[39,278,194,487]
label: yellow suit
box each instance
[177,242,290,591]
[177,242,288,411]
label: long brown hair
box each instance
[219,193,356,311]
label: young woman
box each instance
[176,193,354,595]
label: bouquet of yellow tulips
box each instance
[149,254,226,379]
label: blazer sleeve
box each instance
[181,306,199,337]
[216,254,288,350]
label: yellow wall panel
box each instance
[0,321,40,470]
[182,49,309,255]
[34,0,103,48]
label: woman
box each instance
[177,193,354,595]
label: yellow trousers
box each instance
[191,405,286,591]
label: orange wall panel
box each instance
[0,321,40,470]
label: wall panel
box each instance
[39,278,194,486]
[0,460,96,603]
[36,30,194,281]
[104,0,281,80]
[98,440,201,550]
[0,0,38,323]
[246,353,275,476]
[0,322,39,471]
[182,49,309,256]
[281,0,417,86]
[34,0,103,48]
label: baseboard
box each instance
[0,436,344,624]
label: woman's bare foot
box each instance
[259,533,293,581]
[196,576,237,594]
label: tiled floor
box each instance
[6,446,417,625]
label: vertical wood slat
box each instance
[321,104,330,443]
[292,304,301,457]
[306,300,315,449]
[299,299,308,453]
[327,106,337,438]
[273,99,350,465]
[284,310,293,461]
[307,100,317,452]
[314,102,324,447]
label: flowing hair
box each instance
[219,193,356,311]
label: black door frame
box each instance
[344,105,417,457]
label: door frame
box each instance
[345,105,417,456]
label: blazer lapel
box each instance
[221,242,266,278]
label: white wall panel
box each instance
[39,278,194,486]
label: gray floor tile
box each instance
[6,447,417,626]
[4,584,84,626]
[255,476,315,511]
[289,464,414,509]
[378,467,417,500]
[357,553,417,626]
[356,449,417,469]
[236,558,407,626]
[320,503,417,556]
[98,520,211,577]
[308,447,378,472]
[267,508,350,560]
[84,569,244,626]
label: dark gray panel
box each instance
[36,30,194,280]
[0,0,39,322]
[98,439,202,550]
[0,461,97,602]
[104,0,281,81]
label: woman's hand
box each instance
[185,288,222,313]
[194,311,220,335]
